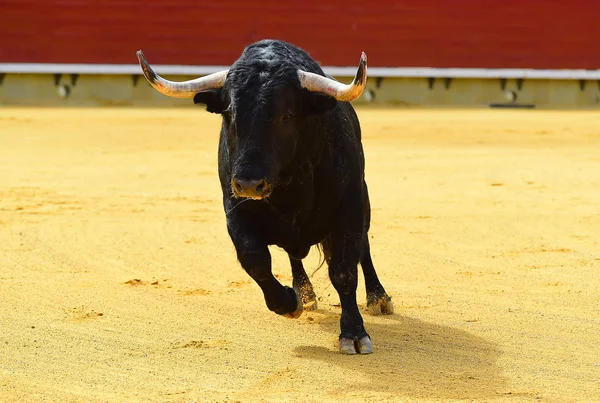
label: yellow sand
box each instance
[1,107,599,402]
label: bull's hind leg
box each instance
[361,182,393,315]
[289,256,318,310]
[360,235,394,315]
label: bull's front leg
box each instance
[227,216,302,318]
[329,188,373,355]
[329,231,372,355]
[289,256,318,310]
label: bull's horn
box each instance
[136,50,228,99]
[297,52,367,102]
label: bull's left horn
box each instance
[297,52,367,102]
[136,50,228,99]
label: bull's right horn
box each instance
[136,50,228,99]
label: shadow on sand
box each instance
[295,311,507,400]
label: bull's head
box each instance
[136,47,367,200]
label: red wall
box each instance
[1,0,599,69]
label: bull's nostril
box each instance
[232,178,269,198]
[255,179,266,194]
[233,180,243,194]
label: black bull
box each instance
[137,39,393,354]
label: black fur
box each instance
[195,40,391,343]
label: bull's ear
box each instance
[303,92,337,116]
[193,89,226,114]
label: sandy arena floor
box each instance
[1,107,599,402]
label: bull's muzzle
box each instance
[231,178,271,200]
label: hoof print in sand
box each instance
[68,306,104,322]
[173,340,230,351]
[123,278,171,288]
[178,288,211,296]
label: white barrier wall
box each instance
[1,70,600,107]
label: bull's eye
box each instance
[282,110,293,123]
[223,106,235,125]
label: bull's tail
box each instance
[310,237,332,277]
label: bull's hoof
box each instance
[295,285,318,311]
[339,336,373,355]
[367,294,394,316]
[303,299,318,311]
[301,293,318,311]
[357,336,373,354]
[282,289,303,319]
[339,338,357,355]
